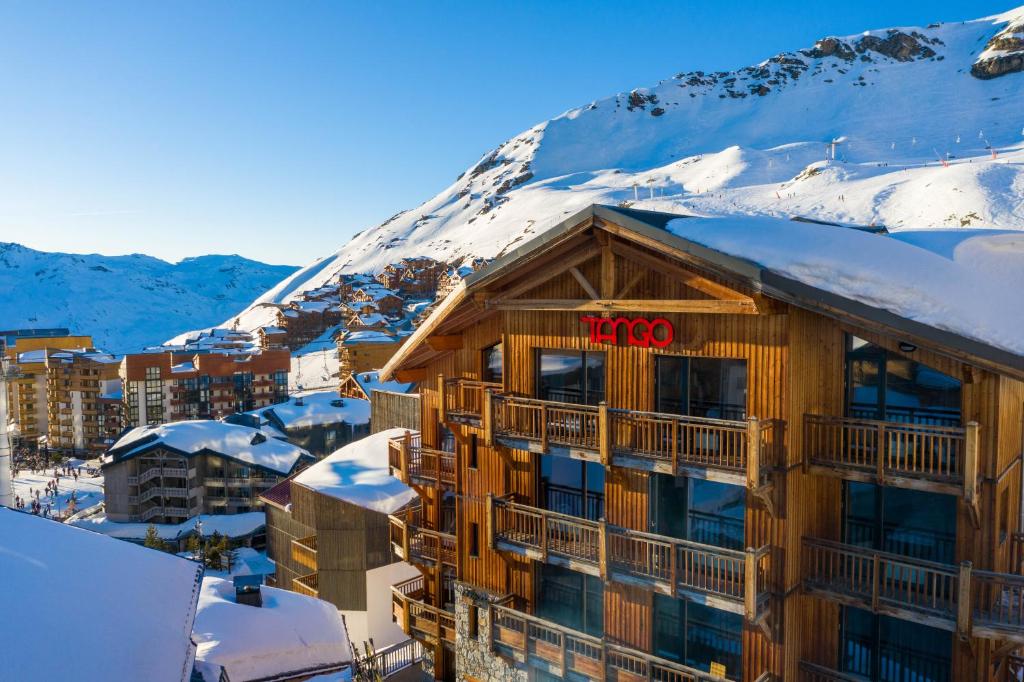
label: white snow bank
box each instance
[353,370,415,396]
[110,420,310,474]
[0,508,202,682]
[253,390,371,430]
[193,576,351,682]
[666,216,1024,356]
[71,511,267,540]
[293,428,416,514]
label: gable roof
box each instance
[382,204,1024,381]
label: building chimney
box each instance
[234,574,263,608]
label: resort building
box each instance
[260,429,421,653]
[120,349,289,427]
[102,419,314,523]
[245,389,373,457]
[45,348,123,454]
[378,205,1024,681]
[337,329,406,386]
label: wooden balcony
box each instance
[391,576,455,647]
[797,661,863,681]
[802,537,1024,643]
[488,394,781,491]
[387,432,456,490]
[803,414,979,503]
[440,376,500,425]
[489,496,771,621]
[490,602,752,681]
[292,535,318,571]
[293,572,319,598]
[389,507,456,568]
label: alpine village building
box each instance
[378,205,1024,682]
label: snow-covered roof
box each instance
[251,390,371,430]
[342,330,398,345]
[192,577,351,682]
[1,508,203,682]
[293,429,417,514]
[353,370,415,396]
[664,214,1024,358]
[71,511,267,540]
[258,325,286,335]
[107,420,311,474]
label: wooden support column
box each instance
[746,417,761,489]
[400,430,412,485]
[482,390,493,447]
[540,511,548,561]
[486,493,495,551]
[599,401,610,468]
[540,403,549,453]
[957,560,973,641]
[964,421,981,528]
[402,519,411,562]
[871,554,881,613]
[744,548,757,622]
[598,519,608,581]
[437,373,446,423]
[876,422,886,486]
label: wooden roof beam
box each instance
[426,335,463,351]
[486,299,759,314]
[394,367,427,383]
[489,240,600,303]
[608,239,750,302]
[569,267,600,301]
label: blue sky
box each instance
[0,0,1008,265]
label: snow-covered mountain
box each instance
[222,6,1024,334]
[0,242,297,351]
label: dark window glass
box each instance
[483,342,503,384]
[469,522,479,557]
[655,356,747,420]
[843,482,956,564]
[841,606,951,681]
[536,350,605,405]
[650,473,745,549]
[540,455,604,521]
[653,595,742,679]
[535,563,603,637]
[468,434,478,469]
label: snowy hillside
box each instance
[0,242,296,351]
[223,6,1024,334]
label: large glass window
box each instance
[653,595,742,679]
[649,474,745,549]
[482,342,503,384]
[535,563,603,637]
[656,356,746,420]
[841,606,951,681]
[539,455,604,521]
[536,350,605,405]
[847,336,961,426]
[843,482,956,564]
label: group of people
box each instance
[11,451,93,519]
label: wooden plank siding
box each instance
[397,220,1024,681]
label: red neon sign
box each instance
[580,316,674,348]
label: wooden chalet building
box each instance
[379,205,1024,681]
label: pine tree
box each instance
[185,533,201,558]
[204,532,223,569]
[143,524,165,552]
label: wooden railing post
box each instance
[402,519,411,562]
[599,401,611,467]
[669,540,678,599]
[746,417,761,489]
[964,421,980,505]
[486,493,496,551]
[871,553,880,613]
[540,403,549,453]
[744,547,757,622]
[957,560,972,640]
[483,390,493,447]
[401,593,411,636]
[671,418,679,476]
[437,374,446,422]
[400,431,411,485]
[876,422,886,485]
[599,519,608,581]
[540,510,548,561]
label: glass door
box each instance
[536,350,605,405]
[655,356,747,419]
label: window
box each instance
[840,606,951,681]
[468,434,478,469]
[653,595,742,679]
[469,522,480,558]
[649,473,745,549]
[540,455,604,521]
[535,563,603,637]
[843,482,955,564]
[655,356,747,420]
[468,604,479,640]
[482,342,503,384]
[536,349,605,405]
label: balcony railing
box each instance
[488,394,781,489]
[293,572,319,598]
[490,602,748,681]
[803,414,978,501]
[441,376,501,424]
[389,506,456,568]
[797,661,864,681]
[387,432,456,490]
[292,535,318,570]
[489,496,771,621]
[802,537,1024,643]
[391,576,455,647]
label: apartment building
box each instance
[2,329,92,448]
[45,348,122,454]
[379,205,1024,681]
[337,329,406,388]
[121,349,289,427]
[103,419,314,523]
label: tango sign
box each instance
[580,315,674,348]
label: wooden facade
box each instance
[379,205,1024,681]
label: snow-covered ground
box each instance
[205,7,1024,339]
[11,458,105,518]
[71,510,268,541]
[291,347,341,391]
